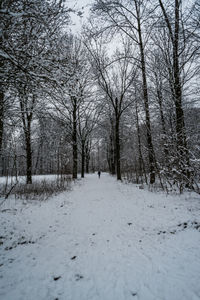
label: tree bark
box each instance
[110,139,116,175]
[115,115,121,180]
[0,90,4,156]
[85,140,90,173]
[86,156,90,173]
[173,0,189,176]
[19,91,34,184]
[159,0,190,180]
[0,30,4,158]
[157,89,169,160]
[72,97,78,179]
[25,118,32,184]
[135,100,147,183]
[136,5,155,184]
[109,119,116,175]
[81,142,85,178]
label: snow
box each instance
[0,173,200,300]
[0,174,60,185]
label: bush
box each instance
[0,175,72,201]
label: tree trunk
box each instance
[136,5,155,184]
[159,0,190,181]
[85,140,90,173]
[115,115,121,180]
[0,30,4,158]
[81,142,85,178]
[157,89,169,160]
[0,90,4,156]
[86,156,89,173]
[135,101,147,183]
[173,0,190,178]
[19,92,34,184]
[72,97,78,179]
[107,131,116,175]
[110,146,116,175]
[25,120,32,184]
[85,153,90,174]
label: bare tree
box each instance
[78,108,98,178]
[91,0,156,183]
[0,0,69,183]
[157,0,200,186]
[86,38,137,180]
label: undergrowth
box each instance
[0,175,72,202]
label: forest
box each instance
[1,2,200,299]
[0,0,200,195]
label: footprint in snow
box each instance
[131,292,137,297]
[71,256,77,260]
[53,276,61,281]
[75,274,84,281]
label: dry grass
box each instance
[0,175,72,201]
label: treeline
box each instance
[0,0,200,193]
[0,0,97,183]
[87,0,200,192]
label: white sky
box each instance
[67,0,119,55]
[67,0,93,33]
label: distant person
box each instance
[98,170,101,178]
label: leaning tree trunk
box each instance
[72,97,78,179]
[136,7,155,184]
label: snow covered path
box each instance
[0,173,200,300]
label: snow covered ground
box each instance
[0,173,200,300]
[0,174,60,185]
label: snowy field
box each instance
[0,174,61,185]
[0,173,200,300]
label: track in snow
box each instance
[0,173,200,300]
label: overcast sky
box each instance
[68,0,93,33]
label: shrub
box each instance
[0,175,72,201]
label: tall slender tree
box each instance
[92,0,156,183]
